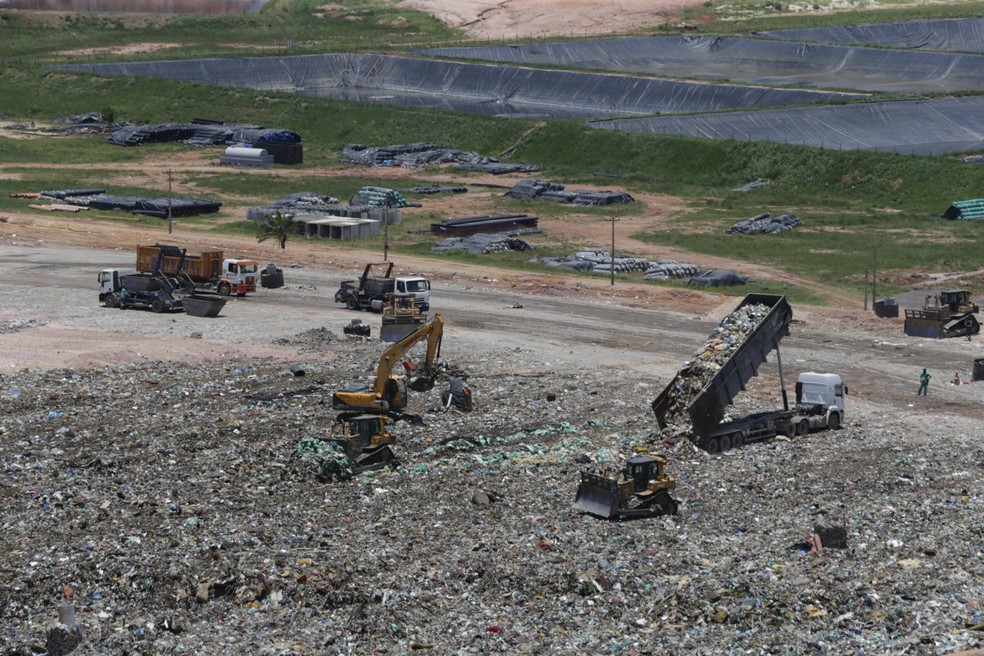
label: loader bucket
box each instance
[573,472,621,518]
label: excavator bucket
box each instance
[573,472,621,518]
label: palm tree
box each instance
[256,211,298,250]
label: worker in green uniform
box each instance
[917,368,931,396]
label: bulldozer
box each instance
[904,289,980,339]
[574,454,679,519]
[330,413,398,474]
[380,293,428,343]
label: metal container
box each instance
[182,296,226,318]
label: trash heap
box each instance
[726,212,803,235]
[658,303,771,429]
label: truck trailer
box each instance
[652,294,846,453]
[135,244,257,296]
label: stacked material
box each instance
[726,213,803,235]
[350,186,412,208]
[505,179,635,206]
[431,233,532,255]
[659,303,771,428]
[339,143,493,169]
[37,189,221,218]
[644,260,700,281]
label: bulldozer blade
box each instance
[380,317,426,343]
[573,473,620,519]
[352,445,397,473]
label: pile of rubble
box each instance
[2,330,983,655]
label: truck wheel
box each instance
[827,413,841,430]
[796,420,809,436]
[346,296,359,311]
[730,432,745,448]
[718,434,732,452]
[103,293,119,308]
[702,437,720,454]
[217,282,231,296]
[151,298,164,313]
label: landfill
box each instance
[2,309,984,655]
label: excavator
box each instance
[332,313,448,416]
[330,314,473,473]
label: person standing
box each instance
[918,368,931,396]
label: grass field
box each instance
[3,0,984,306]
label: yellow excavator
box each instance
[332,313,447,416]
[330,313,472,473]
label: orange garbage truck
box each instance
[135,244,257,296]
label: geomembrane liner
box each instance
[759,17,984,52]
[419,35,984,94]
[55,53,861,121]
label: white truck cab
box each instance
[795,372,847,424]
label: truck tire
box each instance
[718,434,732,452]
[796,420,809,436]
[702,437,720,454]
[346,296,359,311]
[730,432,745,448]
[151,297,164,313]
[217,282,231,296]
[103,293,119,308]
[827,413,841,430]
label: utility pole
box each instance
[608,216,620,286]
[383,197,390,262]
[871,243,878,306]
[167,169,173,235]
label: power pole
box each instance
[871,243,878,306]
[167,169,174,235]
[383,197,390,262]
[608,216,620,286]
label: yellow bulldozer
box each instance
[574,454,679,520]
[903,289,980,339]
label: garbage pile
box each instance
[505,179,635,206]
[340,143,494,169]
[726,212,803,235]
[431,233,533,255]
[643,260,701,281]
[658,303,771,428]
[2,318,983,654]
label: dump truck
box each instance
[135,244,257,296]
[903,289,980,339]
[335,262,430,313]
[574,454,679,520]
[98,268,183,313]
[651,294,847,454]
